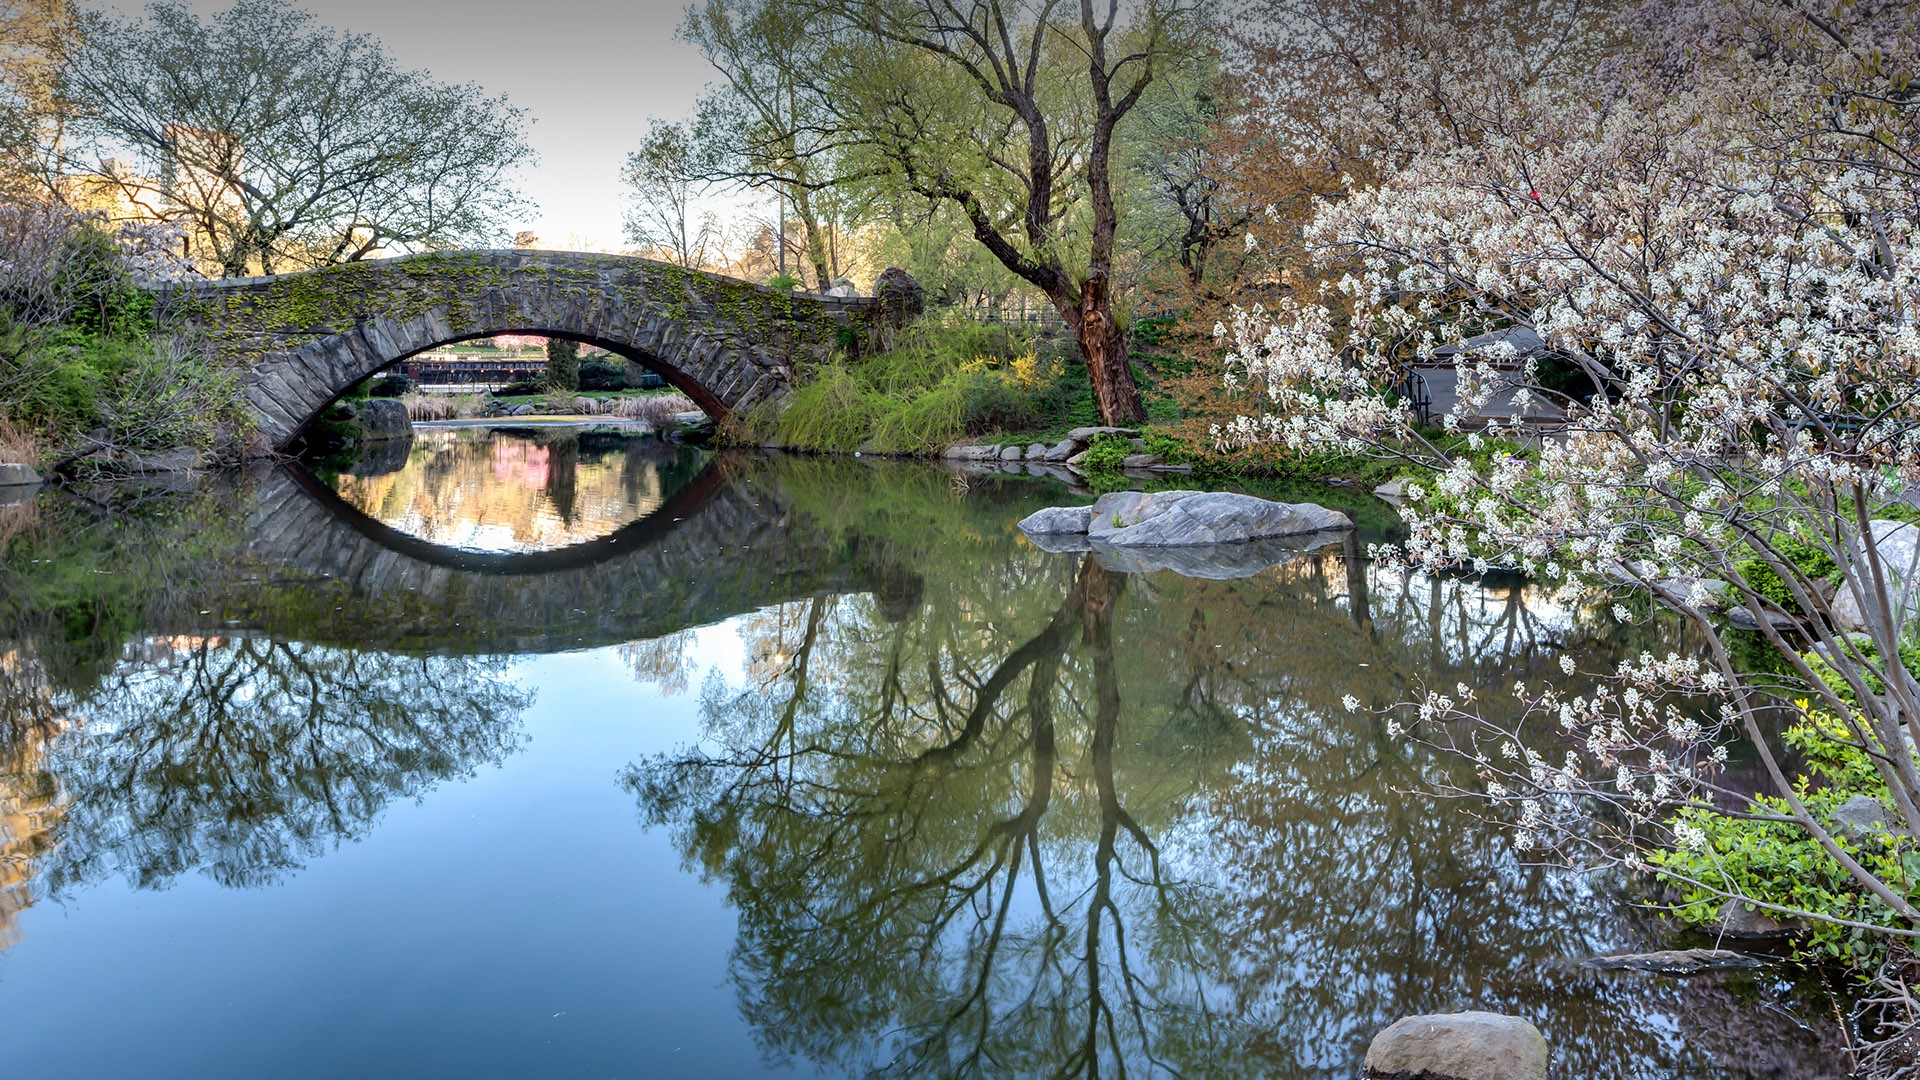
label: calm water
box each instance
[0,427,1842,1078]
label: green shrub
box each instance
[1078,433,1131,473]
[1736,532,1841,615]
[959,371,1040,434]
[1650,708,1914,965]
[578,359,626,391]
[775,364,885,452]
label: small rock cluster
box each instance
[942,426,1192,478]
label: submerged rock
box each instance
[1364,1012,1548,1080]
[1090,532,1348,579]
[1584,949,1767,975]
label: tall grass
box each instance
[768,316,1076,455]
[400,392,486,421]
[606,392,696,425]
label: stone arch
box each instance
[155,250,879,449]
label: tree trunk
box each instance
[1072,271,1146,425]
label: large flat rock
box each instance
[1364,1012,1548,1080]
[1101,491,1352,547]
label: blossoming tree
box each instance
[1219,0,1920,1043]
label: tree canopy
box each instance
[55,0,532,276]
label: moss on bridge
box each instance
[150,250,881,446]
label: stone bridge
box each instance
[156,251,880,448]
[202,457,922,655]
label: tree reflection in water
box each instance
[630,539,1842,1079]
[3,635,529,895]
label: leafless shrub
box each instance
[400,391,486,422]
[606,392,696,427]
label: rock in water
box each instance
[1018,506,1094,535]
[1583,949,1767,975]
[1087,490,1204,539]
[0,462,42,487]
[352,398,413,441]
[1100,491,1352,547]
[1364,1012,1548,1080]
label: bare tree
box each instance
[620,119,724,270]
[56,0,532,277]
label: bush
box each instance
[579,359,626,391]
[1650,707,1914,964]
[365,373,416,397]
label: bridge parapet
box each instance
[156,250,879,447]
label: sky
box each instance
[112,0,724,251]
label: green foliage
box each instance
[1650,708,1919,964]
[1735,532,1840,616]
[768,271,801,291]
[769,316,1077,454]
[364,373,416,398]
[1079,433,1132,473]
[775,364,886,452]
[578,358,626,391]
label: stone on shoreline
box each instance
[0,462,42,487]
[1364,1012,1547,1080]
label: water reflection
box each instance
[329,426,710,553]
[0,450,1845,1077]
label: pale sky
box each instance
[114,0,723,251]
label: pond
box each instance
[0,426,1844,1077]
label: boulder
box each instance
[1834,520,1920,631]
[1583,949,1767,975]
[943,444,1000,461]
[1100,491,1354,547]
[1022,530,1094,555]
[1064,450,1091,468]
[1025,442,1048,459]
[873,267,926,328]
[1018,505,1095,535]
[0,462,42,487]
[1374,478,1408,507]
[1121,453,1162,469]
[1364,1012,1548,1080]
[1042,439,1077,462]
[1654,576,1730,612]
[115,447,206,474]
[1830,794,1904,845]
[999,445,1024,461]
[351,398,413,441]
[1087,490,1205,540]
[1728,605,1798,632]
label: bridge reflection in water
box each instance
[0,453,1847,1080]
